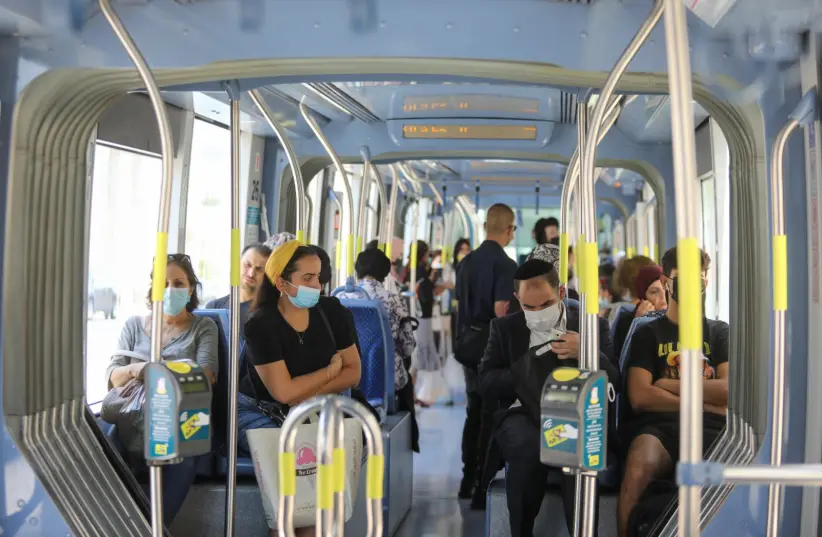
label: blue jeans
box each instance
[106,427,198,525]
[237,392,281,456]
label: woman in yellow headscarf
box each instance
[237,240,362,537]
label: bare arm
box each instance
[317,345,362,395]
[255,361,335,406]
[109,362,146,388]
[627,367,683,412]
[703,362,728,407]
[654,362,728,407]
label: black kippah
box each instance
[514,259,553,281]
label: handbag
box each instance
[454,322,490,370]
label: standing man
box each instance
[455,203,518,508]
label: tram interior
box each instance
[3,1,822,537]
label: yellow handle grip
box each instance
[152,232,169,301]
[677,237,703,350]
[230,228,240,287]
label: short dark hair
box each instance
[146,254,201,312]
[355,249,391,282]
[514,259,560,292]
[545,217,559,228]
[366,239,379,250]
[660,246,711,278]
[243,243,273,258]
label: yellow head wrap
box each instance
[265,240,301,285]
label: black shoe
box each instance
[458,480,474,499]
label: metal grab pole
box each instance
[249,90,306,241]
[559,96,623,287]
[385,164,402,263]
[277,395,385,537]
[765,89,816,537]
[222,81,243,537]
[328,189,344,289]
[456,197,471,243]
[357,148,372,255]
[99,2,174,536]
[370,163,388,251]
[660,0,702,533]
[301,101,355,279]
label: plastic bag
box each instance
[443,355,467,403]
[100,379,146,454]
[415,369,450,405]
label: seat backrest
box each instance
[610,303,636,339]
[338,299,396,413]
[565,297,581,309]
[193,308,230,451]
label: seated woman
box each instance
[238,241,362,537]
[337,248,421,451]
[103,253,218,524]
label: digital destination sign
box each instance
[402,124,537,140]
[402,94,539,114]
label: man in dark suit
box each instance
[478,259,620,537]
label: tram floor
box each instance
[394,404,486,537]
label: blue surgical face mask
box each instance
[286,281,321,309]
[163,287,190,316]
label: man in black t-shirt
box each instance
[455,203,518,506]
[617,246,730,537]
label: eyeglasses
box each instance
[155,253,192,266]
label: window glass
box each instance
[86,143,162,404]
[186,119,231,305]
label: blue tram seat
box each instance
[331,282,397,414]
[565,297,580,309]
[609,303,636,339]
[337,298,396,414]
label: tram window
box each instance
[185,119,231,305]
[85,143,162,405]
[306,169,326,246]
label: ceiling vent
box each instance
[303,83,381,124]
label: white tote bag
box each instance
[247,418,364,529]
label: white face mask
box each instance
[523,302,562,332]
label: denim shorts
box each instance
[237,392,281,456]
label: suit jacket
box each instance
[475,304,621,492]
[478,304,620,424]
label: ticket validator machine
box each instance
[144,360,213,464]
[539,367,608,472]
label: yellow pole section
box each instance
[577,233,585,294]
[385,241,393,260]
[347,234,355,278]
[410,240,419,274]
[296,229,306,245]
[773,234,788,311]
[230,228,241,286]
[585,241,599,315]
[643,245,650,258]
[677,237,703,350]
[152,232,169,301]
[626,247,635,258]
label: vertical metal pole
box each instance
[766,115,800,537]
[385,164,401,262]
[358,148,371,255]
[98,1,174,535]
[661,0,702,533]
[249,90,306,241]
[301,102,355,278]
[223,82,243,537]
[370,163,388,251]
